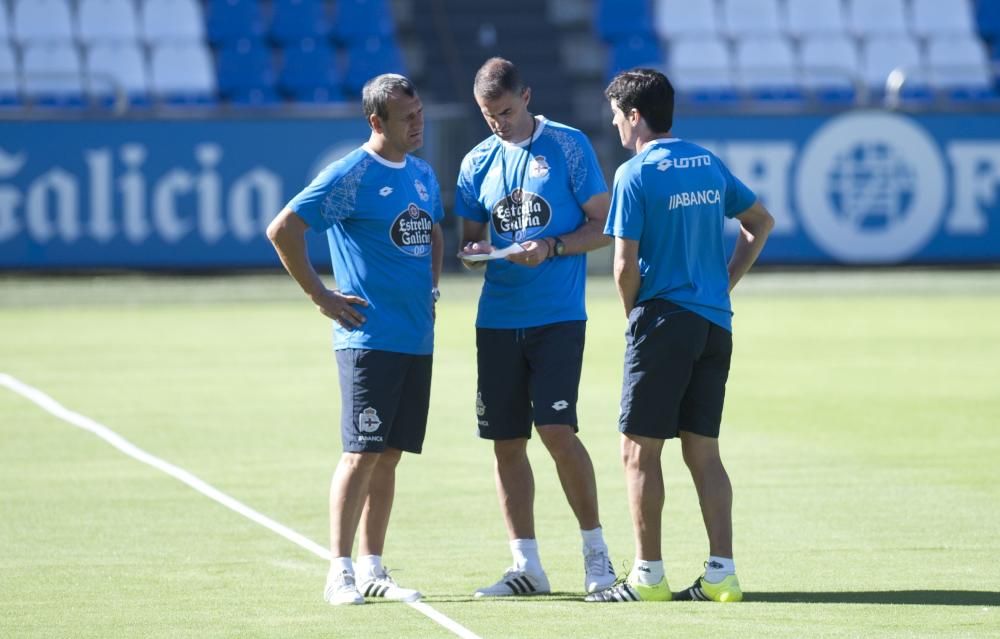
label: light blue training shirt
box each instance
[288,146,443,354]
[605,138,757,332]
[455,117,608,329]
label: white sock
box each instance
[510,538,543,575]
[355,554,384,578]
[631,559,664,585]
[329,556,353,579]
[580,526,607,552]
[704,556,735,583]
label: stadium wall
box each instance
[1,108,998,269]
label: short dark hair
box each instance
[604,68,675,134]
[473,57,524,101]
[362,73,416,122]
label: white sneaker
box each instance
[474,567,551,598]
[584,547,617,593]
[324,570,364,606]
[357,568,422,602]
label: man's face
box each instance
[378,89,424,153]
[611,101,636,149]
[475,89,531,142]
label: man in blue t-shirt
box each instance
[585,69,774,605]
[266,74,443,607]
[456,57,616,598]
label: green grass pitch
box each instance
[1,271,999,638]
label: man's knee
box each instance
[493,438,528,463]
[621,433,663,472]
[536,424,579,458]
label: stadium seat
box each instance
[0,3,11,43]
[343,35,405,96]
[141,0,205,44]
[911,0,977,39]
[331,0,395,44]
[719,0,783,39]
[926,36,996,99]
[653,0,719,40]
[595,0,654,43]
[667,36,739,102]
[977,0,1000,40]
[206,0,265,46]
[0,42,21,105]
[734,35,803,101]
[149,41,215,103]
[12,0,75,45]
[608,35,664,80]
[785,0,847,39]
[216,38,277,104]
[798,35,861,102]
[861,35,931,101]
[269,0,330,45]
[86,41,149,105]
[77,0,141,45]
[22,41,85,105]
[846,0,908,38]
[278,37,343,102]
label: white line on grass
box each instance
[0,373,483,639]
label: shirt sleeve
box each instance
[605,163,644,240]
[425,165,445,224]
[454,154,488,223]
[717,157,758,218]
[286,158,359,231]
[570,132,609,206]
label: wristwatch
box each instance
[553,237,566,257]
[431,287,441,303]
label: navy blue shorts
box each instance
[336,349,432,454]
[619,299,732,439]
[475,321,585,440]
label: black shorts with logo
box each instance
[336,349,432,454]
[475,321,586,440]
[619,299,732,439]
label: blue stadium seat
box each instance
[0,43,21,106]
[207,0,265,46]
[343,35,404,96]
[595,0,653,43]
[331,0,394,44]
[976,0,1000,40]
[217,38,277,105]
[608,35,664,81]
[278,37,344,103]
[269,0,330,45]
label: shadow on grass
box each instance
[746,591,1000,606]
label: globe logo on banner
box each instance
[796,111,946,263]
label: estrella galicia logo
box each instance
[390,202,433,256]
[796,111,946,263]
[491,188,551,242]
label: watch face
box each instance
[555,239,566,256]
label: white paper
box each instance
[459,243,525,262]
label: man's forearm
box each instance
[558,217,613,255]
[614,263,640,316]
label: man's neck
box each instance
[636,131,674,154]
[366,136,405,163]
[509,114,537,145]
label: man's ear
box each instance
[368,113,383,134]
[522,86,532,108]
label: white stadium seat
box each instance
[785,0,847,39]
[86,41,149,98]
[799,35,860,91]
[0,2,11,42]
[149,41,215,98]
[847,0,909,38]
[0,42,20,99]
[926,37,993,90]
[653,0,719,39]
[668,36,734,91]
[141,0,205,44]
[22,41,84,98]
[13,0,75,45]
[77,0,141,45]
[734,35,798,89]
[861,36,924,89]
[719,0,783,38]
[910,0,977,39]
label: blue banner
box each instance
[1,110,999,267]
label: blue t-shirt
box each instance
[455,117,608,329]
[287,146,444,354]
[605,138,757,332]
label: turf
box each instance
[1,271,998,638]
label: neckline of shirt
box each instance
[362,144,407,169]
[645,137,681,149]
[499,115,548,149]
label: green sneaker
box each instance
[584,574,672,602]
[674,574,743,602]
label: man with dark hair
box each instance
[266,73,444,606]
[586,68,773,604]
[456,57,617,597]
